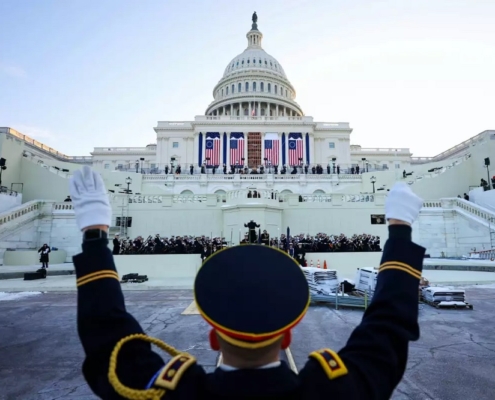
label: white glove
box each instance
[385,182,423,225]
[69,166,112,231]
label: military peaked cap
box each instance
[194,245,310,348]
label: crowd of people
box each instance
[121,161,375,176]
[113,231,380,259]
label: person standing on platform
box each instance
[38,244,51,269]
[243,219,260,243]
[69,166,425,399]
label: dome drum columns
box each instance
[209,102,302,118]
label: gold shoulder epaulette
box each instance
[309,348,348,380]
[153,354,197,390]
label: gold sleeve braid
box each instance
[108,333,185,400]
[378,261,421,280]
[76,270,120,287]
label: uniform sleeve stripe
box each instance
[76,270,119,284]
[77,271,120,287]
[378,265,421,280]
[379,261,422,278]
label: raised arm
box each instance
[70,167,164,399]
[300,183,424,399]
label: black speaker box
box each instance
[24,271,46,280]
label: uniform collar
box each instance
[218,361,281,371]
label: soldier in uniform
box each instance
[70,166,424,399]
[260,230,270,245]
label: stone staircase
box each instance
[0,201,80,265]
[418,198,495,257]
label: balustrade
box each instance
[0,201,42,227]
[53,203,74,211]
[342,194,374,203]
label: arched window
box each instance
[232,84,235,93]
[221,88,224,97]
[253,82,257,91]
[268,83,271,92]
[274,85,278,94]
[285,89,288,97]
[238,82,242,92]
[245,82,249,92]
[260,82,264,92]
[226,86,229,95]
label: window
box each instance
[382,164,388,170]
[173,142,179,148]
[268,83,271,92]
[245,82,249,91]
[238,83,242,92]
[232,84,234,93]
[285,89,288,97]
[221,88,224,96]
[117,164,123,170]
[274,85,277,94]
[395,163,401,169]
[104,164,110,169]
[150,163,156,169]
[253,82,257,91]
[260,82,264,92]
[329,142,335,149]
[226,86,229,95]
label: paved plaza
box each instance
[1,288,495,400]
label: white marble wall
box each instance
[413,209,492,257]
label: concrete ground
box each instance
[1,289,494,400]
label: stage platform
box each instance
[1,254,494,291]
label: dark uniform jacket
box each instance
[75,225,424,399]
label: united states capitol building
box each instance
[0,15,494,266]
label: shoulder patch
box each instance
[309,348,348,380]
[153,353,197,390]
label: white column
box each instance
[276,104,279,116]
[244,132,248,166]
[258,101,261,117]
[248,102,252,116]
[261,133,265,167]
[226,133,230,167]
[163,138,169,169]
[309,134,315,165]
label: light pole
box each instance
[124,177,132,235]
[125,176,132,193]
[370,176,376,193]
[361,157,366,173]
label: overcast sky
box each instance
[1,0,494,157]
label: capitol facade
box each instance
[88,15,412,182]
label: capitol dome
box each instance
[205,14,304,117]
